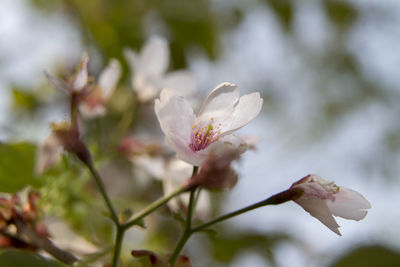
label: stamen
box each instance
[189,117,221,152]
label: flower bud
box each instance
[185,148,240,190]
[50,121,91,165]
[289,174,371,235]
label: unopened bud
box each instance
[50,121,92,165]
[185,150,240,191]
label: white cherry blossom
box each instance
[155,82,263,166]
[124,36,196,102]
[291,174,371,236]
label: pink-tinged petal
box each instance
[155,89,195,143]
[197,82,240,127]
[35,133,62,175]
[79,102,106,118]
[220,92,263,136]
[163,70,196,96]
[166,135,204,166]
[291,175,371,235]
[98,59,121,100]
[44,71,70,93]
[72,52,89,91]
[201,134,247,158]
[295,198,342,236]
[327,188,371,221]
[140,36,169,77]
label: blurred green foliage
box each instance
[0,251,66,267]
[208,229,288,265]
[330,245,400,267]
[0,142,41,193]
[11,88,39,111]
[30,0,244,69]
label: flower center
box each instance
[189,118,221,152]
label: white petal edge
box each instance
[221,92,263,137]
[154,89,195,143]
[196,82,240,130]
[295,198,342,236]
[199,134,247,160]
[139,35,169,77]
[198,82,239,117]
[98,59,121,100]
[73,52,89,91]
[327,188,371,221]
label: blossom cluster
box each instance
[30,35,371,266]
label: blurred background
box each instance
[1,0,400,266]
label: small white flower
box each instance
[79,59,121,118]
[124,36,196,102]
[291,174,371,236]
[155,82,263,166]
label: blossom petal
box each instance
[197,82,240,129]
[220,92,263,136]
[200,134,247,158]
[163,70,196,96]
[133,154,166,180]
[327,188,371,221]
[295,198,342,236]
[133,75,159,102]
[98,59,121,100]
[155,89,195,143]
[35,133,62,175]
[166,135,203,166]
[72,52,89,91]
[79,102,106,118]
[140,36,169,77]
[123,47,140,73]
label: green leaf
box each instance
[12,88,38,111]
[0,251,66,267]
[330,245,400,267]
[0,142,42,193]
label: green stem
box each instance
[123,186,186,229]
[192,188,303,233]
[85,161,119,226]
[109,186,186,266]
[169,166,199,266]
[111,227,125,267]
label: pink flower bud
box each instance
[185,147,240,190]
